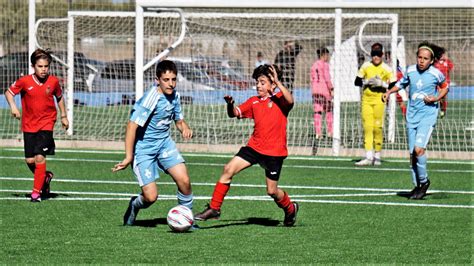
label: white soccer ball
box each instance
[167,205,194,232]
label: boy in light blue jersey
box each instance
[113,60,194,225]
[383,42,448,200]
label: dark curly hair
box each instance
[252,64,282,82]
[155,59,177,78]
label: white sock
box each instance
[366,150,374,160]
[374,152,381,160]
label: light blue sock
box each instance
[416,154,428,183]
[133,194,152,209]
[410,154,418,186]
[177,191,193,210]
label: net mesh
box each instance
[1,6,472,158]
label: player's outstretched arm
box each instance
[176,119,193,140]
[382,85,400,103]
[224,95,238,118]
[112,121,138,172]
[5,91,21,120]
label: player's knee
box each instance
[414,147,425,156]
[142,192,158,203]
[221,164,236,179]
[34,155,45,164]
[25,158,35,165]
[266,188,278,198]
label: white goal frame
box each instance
[135,2,400,155]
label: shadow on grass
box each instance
[12,192,63,201]
[196,217,280,229]
[133,218,167,228]
[130,217,280,229]
[396,191,433,199]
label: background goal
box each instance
[0,1,472,159]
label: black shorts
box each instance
[23,131,56,158]
[236,146,286,181]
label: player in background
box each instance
[433,46,454,118]
[383,42,448,200]
[310,47,334,140]
[255,51,268,68]
[274,40,303,91]
[354,43,397,166]
[4,48,69,202]
[112,60,194,226]
[194,64,299,226]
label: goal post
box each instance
[23,1,472,159]
[135,2,400,156]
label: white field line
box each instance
[0,189,394,198]
[1,156,473,174]
[0,190,472,209]
[1,176,473,195]
[3,148,473,165]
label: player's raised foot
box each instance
[194,204,220,221]
[123,196,139,226]
[410,180,430,200]
[355,158,374,166]
[30,191,41,202]
[283,202,299,227]
[373,158,382,166]
[41,171,54,198]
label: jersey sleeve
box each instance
[382,64,397,83]
[129,101,150,127]
[357,62,368,78]
[435,70,448,90]
[173,92,184,121]
[236,97,254,119]
[8,77,25,95]
[53,77,63,99]
[395,66,410,89]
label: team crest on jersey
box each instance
[268,101,273,108]
[45,86,51,95]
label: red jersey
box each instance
[236,91,292,156]
[434,59,454,85]
[8,74,62,133]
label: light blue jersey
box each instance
[129,84,185,186]
[130,84,184,153]
[396,64,446,128]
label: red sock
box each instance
[275,191,294,213]
[33,163,46,193]
[209,182,230,211]
[441,100,448,112]
[401,105,407,116]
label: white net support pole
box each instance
[34,17,74,135]
[28,0,35,75]
[388,16,399,143]
[332,8,342,156]
[135,4,144,100]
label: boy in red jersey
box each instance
[5,48,69,202]
[433,47,454,118]
[194,64,298,226]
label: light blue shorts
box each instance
[132,138,185,187]
[407,124,434,153]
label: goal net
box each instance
[23,5,472,158]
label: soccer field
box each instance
[0,148,472,264]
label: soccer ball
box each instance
[167,205,194,232]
